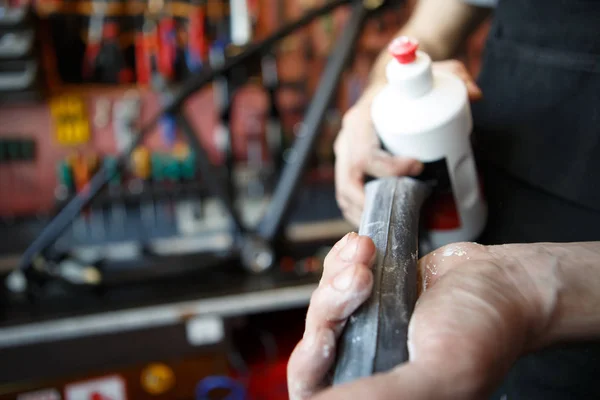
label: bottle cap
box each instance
[389,36,418,64]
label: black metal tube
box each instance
[333,177,430,384]
[256,0,368,241]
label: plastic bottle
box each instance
[371,36,487,249]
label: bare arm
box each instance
[488,242,600,346]
[360,0,492,104]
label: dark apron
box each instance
[471,0,600,398]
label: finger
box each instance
[363,149,423,178]
[437,60,483,101]
[336,194,363,228]
[306,260,374,333]
[452,68,483,101]
[322,233,376,282]
[287,328,336,400]
[465,81,483,101]
[335,166,366,212]
[451,68,483,101]
[288,255,374,400]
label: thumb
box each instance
[364,149,423,178]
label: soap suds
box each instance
[323,344,331,358]
[411,251,418,262]
[442,244,468,257]
[302,331,315,352]
[422,262,437,291]
[427,262,437,275]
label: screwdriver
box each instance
[82,0,106,80]
[131,146,155,229]
[186,1,207,73]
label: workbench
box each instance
[0,254,322,399]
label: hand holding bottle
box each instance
[334,59,482,227]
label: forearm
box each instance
[491,242,600,348]
[359,0,491,106]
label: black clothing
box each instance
[472,0,600,398]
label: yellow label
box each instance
[50,95,90,146]
[140,363,175,395]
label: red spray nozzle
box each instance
[389,36,419,64]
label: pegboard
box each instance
[0,1,413,219]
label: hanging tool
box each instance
[173,143,197,180]
[186,1,207,73]
[208,0,239,200]
[131,145,152,181]
[103,155,121,186]
[142,0,178,148]
[130,145,155,228]
[246,0,259,25]
[82,0,106,80]
[113,91,141,153]
[229,0,252,47]
[56,158,75,194]
[72,153,91,192]
[158,16,177,81]
[333,177,430,384]
[135,19,157,85]
[156,88,178,150]
[96,21,133,84]
[136,0,164,85]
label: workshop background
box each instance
[0,0,489,399]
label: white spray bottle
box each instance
[371,36,487,249]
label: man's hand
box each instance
[334,61,483,226]
[286,234,586,400]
